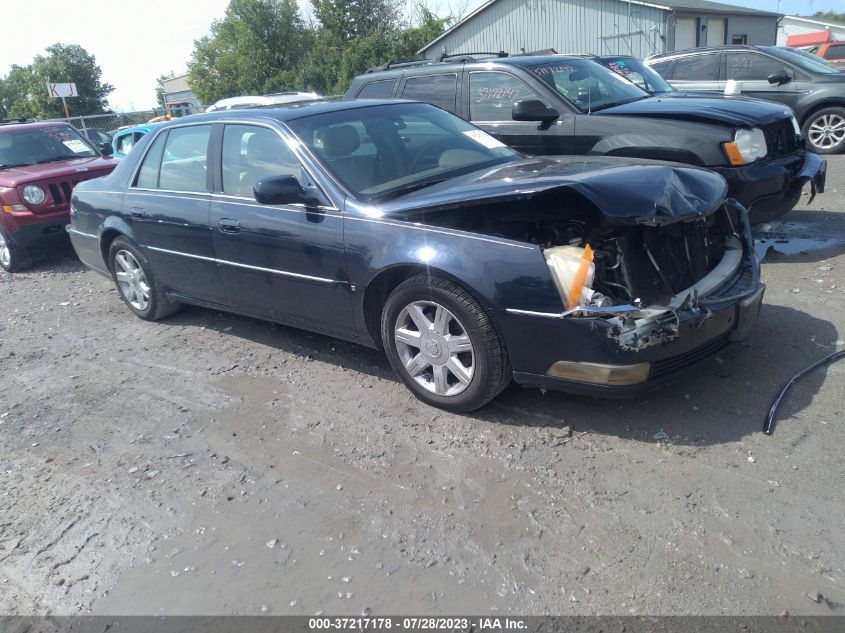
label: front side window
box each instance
[401,74,458,113]
[671,54,720,81]
[0,125,97,169]
[530,59,649,112]
[286,103,518,201]
[357,80,395,99]
[157,125,211,192]
[726,53,790,81]
[469,72,541,121]
[221,124,306,197]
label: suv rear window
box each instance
[401,74,458,113]
[357,80,395,98]
[670,54,720,81]
[823,44,845,60]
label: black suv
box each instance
[646,45,845,154]
[346,53,825,223]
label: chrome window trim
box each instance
[126,118,338,210]
[145,245,339,285]
[210,191,338,213]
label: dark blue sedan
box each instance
[68,100,764,412]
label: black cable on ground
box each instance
[764,350,845,435]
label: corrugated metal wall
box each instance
[421,0,668,59]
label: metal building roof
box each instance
[419,0,781,54]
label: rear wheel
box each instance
[802,107,845,154]
[381,275,511,412]
[109,238,179,320]
[0,231,32,273]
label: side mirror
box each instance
[254,175,323,206]
[98,141,114,156]
[768,71,790,86]
[512,99,560,123]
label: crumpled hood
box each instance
[374,157,728,226]
[596,95,793,127]
[0,156,116,187]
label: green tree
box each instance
[813,11,845,23]
[0,44,113,119]
[188,0,308,104]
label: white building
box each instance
[778,15,845,46]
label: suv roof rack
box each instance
[438,50,509,62]
[365,58,432,73]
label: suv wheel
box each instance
[381,274,511,412]
[0,231,33,273]
[802,107,845,154]
[109,238,179,320]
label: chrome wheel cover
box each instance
[114,249,150,311]
[0,233,10,269]
[394,300,475,397]
[808,113,845,149]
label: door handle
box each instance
[218,218,240,234]
[130,206,145,219]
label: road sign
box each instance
[47,83,78,98]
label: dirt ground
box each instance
[1,157,844,617]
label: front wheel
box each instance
[0,231,32,273]
[381,275,511,412]
[109,238,179,321]
[802,108,845,154]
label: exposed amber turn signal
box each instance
[723,142,747,166]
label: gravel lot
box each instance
[1,157,844,617]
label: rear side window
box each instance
[357,80,395,98]
[158,125,211,192]
[401,74,458,113]
[135,131,167,188]
[823,44,845,60]
[671,54,720,81]
[469,71,541,121]
[726,53,790,81]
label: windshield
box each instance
[599,57,674,94]
[530,59,650,112]
[286,103,520,201]
[761,46,840,75]
[0,125,98,169]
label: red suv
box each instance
[0,121,116,272]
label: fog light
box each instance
[547,360,652,385]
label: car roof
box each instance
[0,120,75,132]
[159,98,425,125]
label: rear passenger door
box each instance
[125,124,228,304]
[664,52,722,92]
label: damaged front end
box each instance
[550,200,759,353]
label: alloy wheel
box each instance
[808,113,845,150]
[114,249,151,311]
[394,300,475,397]
[0,233,10,269]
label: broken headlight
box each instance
[724,128,767,165]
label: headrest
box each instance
[246,132,279,163]
[318,125,360,158]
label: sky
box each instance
[1,0,844,112]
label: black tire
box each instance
[380,274,511,412]
[801,107,845,155]
[0,230,32,273]
[108,238,179,321]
